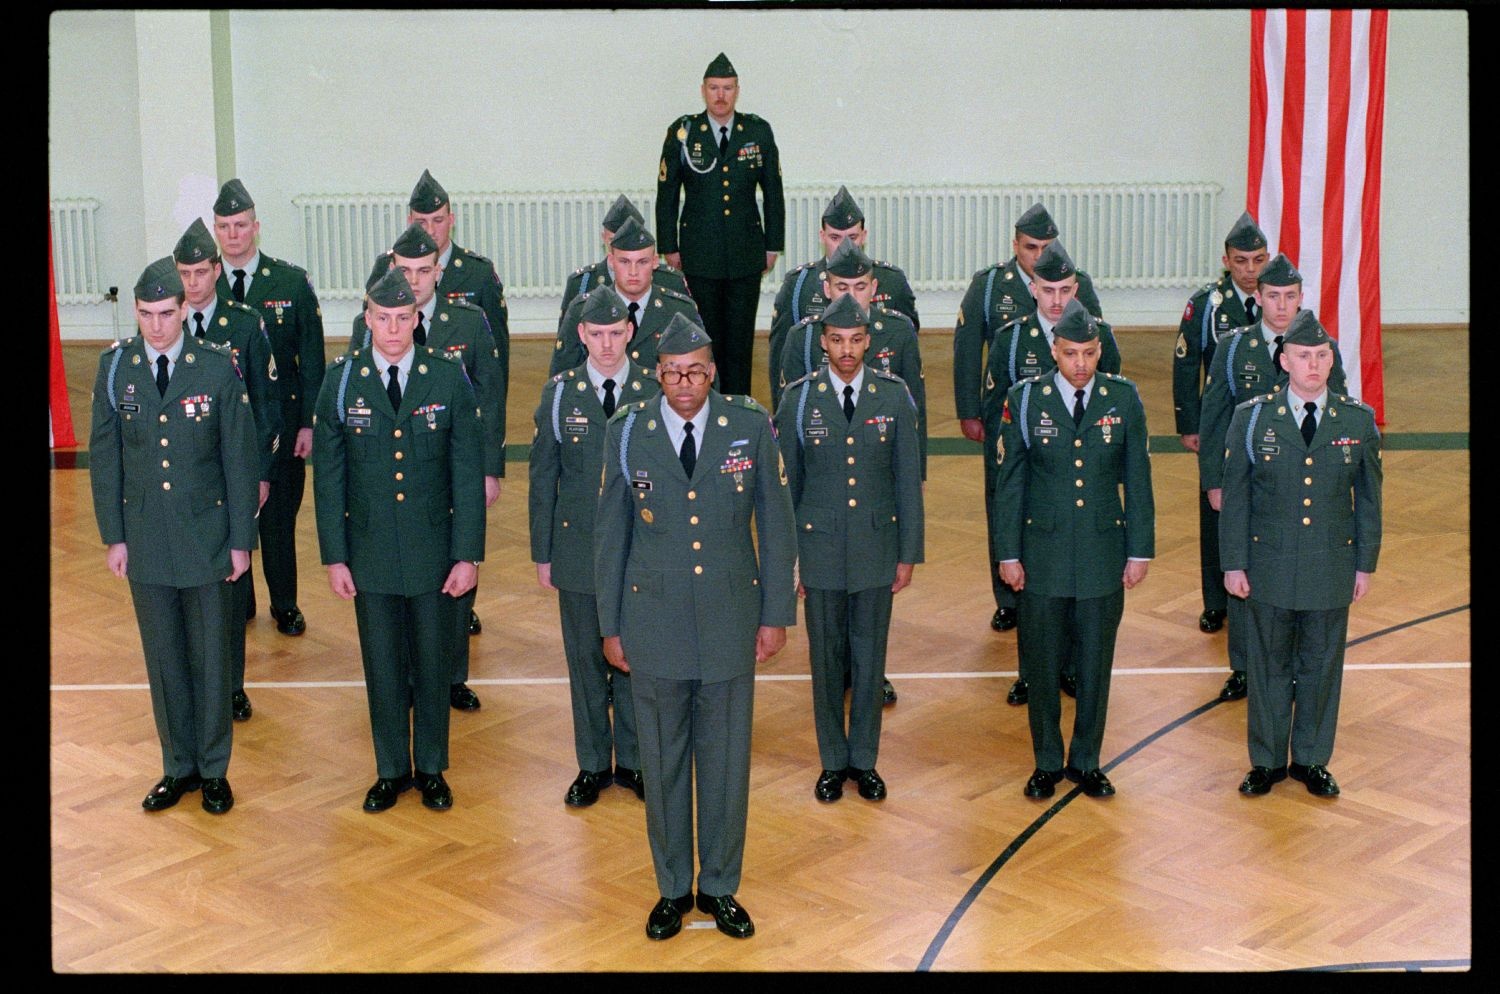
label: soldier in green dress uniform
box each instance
[173,218,283,723]
[1173,213,1269,648]
[655,53,785,396]
[211,178,325,639]
[312,268,486,813]
[768,185,919,411]
[595,314,797,941]
[1221,311,1381,798]
[530,286,659,807]
[90,258,260,814]
[774,294,924,804]
[558,194,690,321]
[993,299,1154,800]
[956,203,1105,636]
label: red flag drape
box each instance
[49,216,77,448]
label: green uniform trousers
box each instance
[1244,599,1348,769]
[686,274,761,397]
[559,589,638,772]
[228,570,251,692]
[1017,587,1124,772]
[1200,491,1227,614]
[451,584,477,684]
[353,589,456,779]
[256,453,304,613]
[805,586,891,771]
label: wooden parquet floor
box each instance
[50,326,1470,972]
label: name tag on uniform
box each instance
[1257,444,1280,454]
[347,416,372,428]
[119,403,140,413]
[1033,426,1058,437]
[565,424,589,435]
[804,427,829,438]
[631,479,653,492]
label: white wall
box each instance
[50,8,1468,338]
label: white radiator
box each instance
[294,183,1221,301]
[49,198,103,304]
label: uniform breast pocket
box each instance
[1024,505,1056,532]
[412,412,452,460]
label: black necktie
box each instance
[193,313,206,338]
[1072,388,1085,426]
[155,355,170,397]
[1272,334,1286,372]
[1244,298,1257,323]
[386,364,402,411]
[718,126,729,161]
[1300,401,1317,446]
[414,313,427,346]
[602,378,616,418]
[843,384,856,422]
[627,302,640,337]
[231,269,246,302]
[679,421,697,478]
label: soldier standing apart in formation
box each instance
[1197,253,1347,702]
[531,287,660,807]
[407,169,510,645]
[774,294,924,804]
[211,178,325,639]
[595,314,797,941]
[312,268,486,813]
[993,299,1154,801]
[173,219,282,722]
[558,194,690,320]
[90,258,259,814]
[1223,312,1381,798]
[956,203,1105,638]
[656,53,785,397]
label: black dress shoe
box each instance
[1066,766,1116,797]
[1060,672,1078,699]
[814,769,845,802]
[1238,766,1287,795]
[363,775,412,812]
[696,892,755,938]
[201,777,234,814]
[1006,678,1029,706]
[231,690,252,721]
[646,894,694,940]
[467,610,482,636]
[1219,671,1248,701]
[882,680,898,706]
[991,606,1018,632]
[449,683,481,711]
[564,769,612,807]
[1199,608,1227,633]
[849,767,887,801]
[269,606,306,636]
[1288,763,1340,796]
[415,771,453,810]
[614,766,645,800]
[1023,768,1063,799]
[141,773,203,811]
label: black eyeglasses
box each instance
[658,368,710,385]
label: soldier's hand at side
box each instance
[1224,569,1250,599]
[484,476,501,507]
[959,418,985,443]
[1122,560,1149,589]
[443,560,478,598]
[892,563,914,594]
[227,549,250,582]
[293,427,313,460]
[796,582,806,599]
[764,252,778,275]
[105,543,128,579]
[999,561,1025,591]
[258,481,271,511]
[665,252,682,271]
[328,563,357,600]
[1207,487,1223,511]
[536,563,555,590]
[1353,570,1373,602]
[755,626,787,663]
[603,635,629,673]
[1181,433,1201,453]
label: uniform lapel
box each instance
[425,303,453,351]
[160,337,203,408]
[690,394,730,484]
[398,352,436,422]
[240,258,272,310]
[119,339,161,417]
[1079,377,1116,431]
[364,350,397,420]
[648,397,690,484]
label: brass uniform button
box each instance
[846,456,855,465]
[162,481,171,491]
[1075,498,1084,507]
[161,459,169,468]
[693,541,702,550]
[395,451,404,460]
[694,565,703,575]
[159,439,168,447]
[396,493,405,502]
[159,414,168,423]
[848,498,857,507]
[1302,516,1311,526]
[395,472,404,481]
[688,490,697,500]
[848,478,856,486]
[690,515,699,525]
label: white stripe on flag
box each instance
[1299,10,1330,318]
[1259,12,1286,236]
[1339,11,1373,399]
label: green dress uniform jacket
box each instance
[953,259,1103,421]
[216,254,324,436]
[777,307,928,479]
[559,259,690,324]
[437,242,510,472]
[191,296,283,483]
[978,314,1123,443]
[1173,272,1251,435]
[549,286,703,378]
[1196,320,1348,492]
[656,111,785,279]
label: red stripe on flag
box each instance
[49,216,77,449]
[1247,9,1269,210]
[1359,11,1388,423]
[1319,9,1352,343]
[1277,8,1306,262]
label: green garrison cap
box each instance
[213,178,254,216]
[1282,309,1333,348]
[1015,202,1059,239]
[1225,211,1268,251]
[656,312,713,356]
[1257,252,1303,287]
[1031,240,1076,282]
[408,169,450,212]
[578,285,627,326]
[821,186,864,229]
[819,292,869,329]
[365,252,394,291]
[135,256,183,302]
[392,221,439,260]
[601,194,645,233]
[824,238,874,279]
[367,266,415,308]
[610,216,656,252]
[1053,298,1099,343]
[704,52,737,78]
[172,218,217,265]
